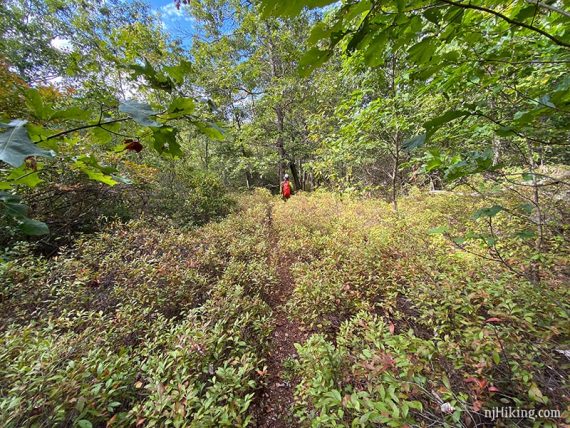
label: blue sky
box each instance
[49,1,197,53]
[148,0,196,40]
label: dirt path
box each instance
[256,205,307,428]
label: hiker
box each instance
[281,173,292,200]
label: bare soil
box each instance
[255,205,308,428]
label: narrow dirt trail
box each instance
[256,204,307,428]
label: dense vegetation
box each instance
[1,0,569,426]
[1,192,568,426]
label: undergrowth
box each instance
[1,189,568,427]
[273,190,569,427]
[0,190,275,427]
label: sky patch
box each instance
[151,0,195,36]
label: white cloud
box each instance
[50,37,73,52]
[159,3,194,22]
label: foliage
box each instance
[143,165,236,227]
[274,192,569,426]
[293,313,428,426]
[259,0,570,285]
[0,1,225,238]
[2,191,568,426]
[0,191,275,427]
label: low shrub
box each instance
[0,191,275,427]
[275,192,569,426]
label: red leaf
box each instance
[389,323,395,335]
[488,386,500,392]
[485,317,502,324]
[124,139,143,153]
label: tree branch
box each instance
[438,0,570,48]
[526,0,570,19]
[47,118,130,140]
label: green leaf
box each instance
[26,123,51,143]
[89,126,114,146]
[307,22,330,45]
[428,226,448,235]
[342,0,371,24]
[403,133,426,151]
[166,97,196,117]
[77,420,93,428]
[298,48,332,77]
[127,59,173,92]
[0,192,49,236]
[513,110,536,125]
[151,127,182,157]
[196,122,225,141]
[471,205,503,220]
[0,120,54,167]
[423,8,440,24]
[2,201,28,217]
[50,107,91,121]
[363,31,389,67]
[119,100,160,127]
[444,160,468,181]
[4,164,43,188]
[259,0,337,17]
[424,110,471,131]
[25,89,52,120]
[528,384,548,404]
[164,60,192,85]
[514,5,538,21]
[18,218,49,236]
[408,401,423,411]
[424,149,443,172]
[346,24,371,53]
[408,37,437,64]
[73,158,118,186]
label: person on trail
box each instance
[281,174,292,200]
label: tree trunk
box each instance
[489,98,502,166]
[289,160,301,191]
[276,107,286,181]
[527,141,543,285]
[391,147,399,212]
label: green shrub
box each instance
[275,192,569,426]
[0,192,274,427]
[293,312,430,427]
[1,190,568,427]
